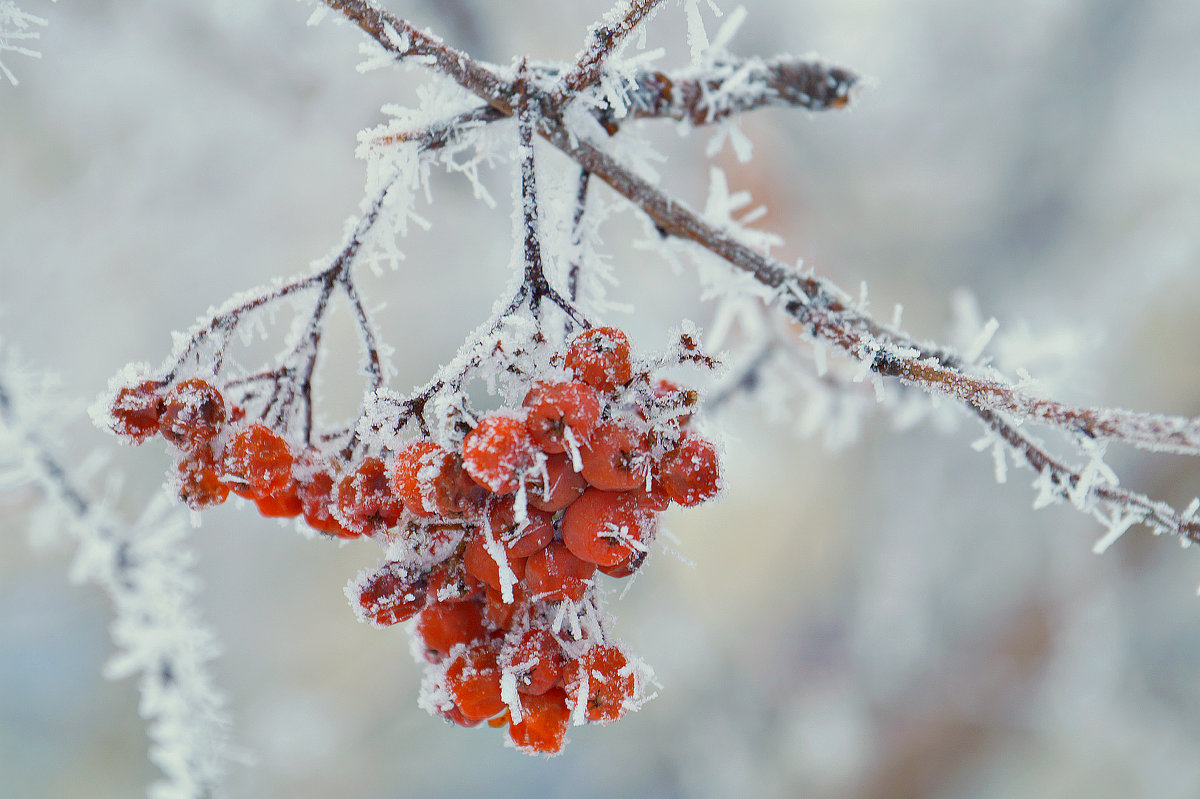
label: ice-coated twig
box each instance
[549,0,666,107]
[0,368,231,799]
[322,0,1200,548]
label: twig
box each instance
[549,0,666,107]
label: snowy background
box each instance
[4,0,1200,797]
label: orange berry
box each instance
[487,497,554,558]
[565,643,635,724]
[565,327,632,393]
[389,440,443,518]
[579,420,652,491]
[176,448,230,509]
[524,453,588,512]
[462,414,536,494]
[503,628,564,696]
[463,525,528,594]
[522,381,601,453]
[159,379,226,451]
[660,434,721,507]
[222,423,293,499]
[356,562,428,626]
[508,687,570,755]
[254,482,303,518]
[417,600,487,661]
[525,541,596,603]
[444,641,506,721]
[108,380,164,443]
[335,457,404,536]
[560,488,653,567]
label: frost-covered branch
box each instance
[323,0,1200,549]
[549,0,665,106]
[0,0,51,86]
[0,360,230,799]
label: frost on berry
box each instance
[561,488,654,567]
[175,448,230,510]
[522,381,602,453]
[659,433,722,507]
[579,420,653,491]
[159,379,227,452]
[526,541,596,603]
[350,561,429,627]
[462,413,536,494]
[416,600,488,662]
[334,457,404,536]
[107,380,166,444]
[507,687,571,755]
[524,452,588,512]
[565,327,633,393]
[566,643,637,724]
[223,423,294,499]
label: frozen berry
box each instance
[223,423,293,499]
[462,414,536,495]
[566,644,635,724]
[159,379,226,451]
[335,457,404,536]
[579,420,652,491]
[108,380,164,444]
[659,434,721,507]
[565,327,632,393]
[522,381,601,453]
[524,453,588,512]
[561,488,653,567]
[356,562,428,626]
[508,687,570,755]
[525,541,596,603]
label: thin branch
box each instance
[366,104,505,151]
[324,0,1200,544]
[549,0,666,107]
[320,0,516,113]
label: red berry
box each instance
[176,448,230,509]
[108,380,164,443]
[565,327,633,393]
[444,642,506,721]
[222,423,293,499]
[503,628,564,696]
[297,466,356,538]
[356,562,428,626]
[660,434,721,507]
[463,525,528,594]
[483,583,530,630]
[426,557,485,604]
[389,440,443,518]
[522,381,602,453]
[417,600,487,661]
[560,488,653,567]
[487,497,554,558]
[508,687,570,755]
[597,549,648,578]
[435,702,483,729]
[335,457,404,536]
[524,453,588,512]
[579,420,652,492]
[525,541,596,603]
[159,379,227,451]
[565,644,635,724]
[254,482,303,518]
[462,414,536,494]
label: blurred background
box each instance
[3,0,1200,797]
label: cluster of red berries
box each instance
[102,326,722,754]
[104,376,368,536]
